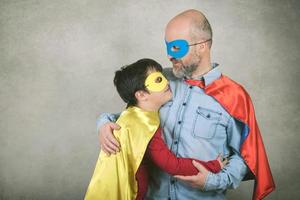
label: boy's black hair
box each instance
[114,58,163,107]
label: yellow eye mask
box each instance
[145,72,168,92]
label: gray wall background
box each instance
[0,0,299,199]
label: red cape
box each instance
[204,75,275,200]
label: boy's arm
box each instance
[147,128,222,176]
[96,113,121,155]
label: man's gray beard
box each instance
[173,63,198,79]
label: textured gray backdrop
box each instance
[0,0,299,199]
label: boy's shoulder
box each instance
[116,107,159,132]
[116,108,143,128]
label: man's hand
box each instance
[174,160,209,190]
[98,122,121,155]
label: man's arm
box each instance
[204,153,247,191]
[203,117,248,191]
[96,113,121,155]
[175,117,248,191]
[96,113,120,133]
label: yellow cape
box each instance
[85,106,160,200]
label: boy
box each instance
[85,58,226,200]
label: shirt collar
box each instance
[193,63,221,86]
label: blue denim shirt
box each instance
[97,64,248,200]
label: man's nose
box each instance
[167,54,174,61]
[169,57,177,63]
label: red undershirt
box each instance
[135,127,221,200]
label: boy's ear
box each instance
[135,90,148,102]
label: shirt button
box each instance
[189,86,193,89]
[182,102,186,106]
[178,121,182,124]
[174,141,178,145]
[171,180,176,184]
[207,114,211,118]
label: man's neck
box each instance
[189,53,211,78]
[191,62,212,79]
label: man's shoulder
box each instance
[207,74,255,122]
[219,75,250,98]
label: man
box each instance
[97,9,275,200]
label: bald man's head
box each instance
[166,9,213,48]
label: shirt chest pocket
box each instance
[192,106,222,139]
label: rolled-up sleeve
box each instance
[96,113,120,133]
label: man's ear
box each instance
[135,90,148,102]
[196,42,210,56]
[196,42,206,53]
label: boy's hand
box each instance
[217,155,228,169]
[99,122,121,155]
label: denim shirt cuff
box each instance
[203,172,220,191]
[96,113,116,133]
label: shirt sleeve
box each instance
[147,128,221,175]
[96,113,120,133]
[203,117,248,191]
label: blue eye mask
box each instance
[165,39,189,59]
